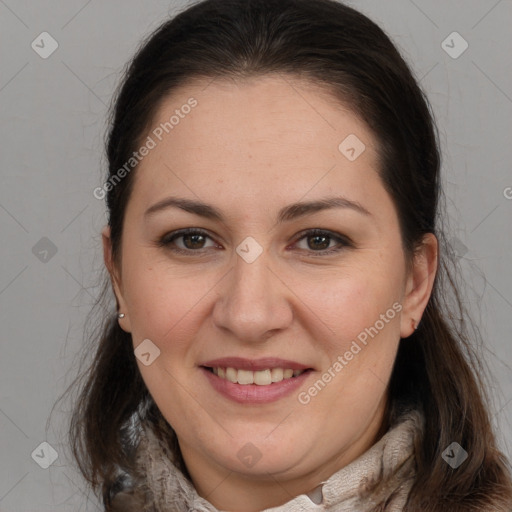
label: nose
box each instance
[211,246,293,344]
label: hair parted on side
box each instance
[62,1,512,510]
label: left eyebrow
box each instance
[277,196,371,222]
[144,195,372,222]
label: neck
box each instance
[179,405,387,512]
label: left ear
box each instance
[400,232,438,338]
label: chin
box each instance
[204,431,314,477]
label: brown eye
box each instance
[294,229,351,255]
[159,228,218,254]
[182,233,207,249]
[306,233,331,250]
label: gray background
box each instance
[0,0,511,510]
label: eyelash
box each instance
[158,228,352,256]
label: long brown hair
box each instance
[63,0,512,509]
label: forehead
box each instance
[147,74,373,154]
[130,74,385,217]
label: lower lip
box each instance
[201,367,312,404]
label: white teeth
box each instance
[237,369,254,385]
[271,368,284,382]
[225,367,238,383]
[254,369,272,386]
[211,367,305,385]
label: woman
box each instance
[68,0,512,510]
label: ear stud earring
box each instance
[117,313,125,319]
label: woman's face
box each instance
[104,75,436,504]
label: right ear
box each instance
[102,225,131,332]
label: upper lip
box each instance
[200,357,312,372]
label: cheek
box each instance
[298,270,402,420]
[300,264,403,350]
[123,261,217,352]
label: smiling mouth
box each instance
[202,366,312,385]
